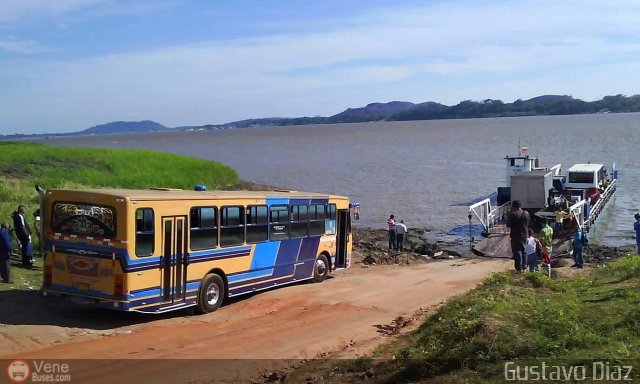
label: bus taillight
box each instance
[114,274,126,296]
[44,264,52,286]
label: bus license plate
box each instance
[77,283,89,291]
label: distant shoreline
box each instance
[3,94,640,139]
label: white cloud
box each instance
[0,36,48,54]
[0,0,104,24]
[2,0,640,133]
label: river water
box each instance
[42,113,640,247]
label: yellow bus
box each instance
[40,188,354,314]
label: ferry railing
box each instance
[569,178,617,231]
[468,199,511,235]
[549,163,562,176]
[584,179,617,230]
[569,200,585,230]
[469,198,492,234]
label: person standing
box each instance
[572,227,587,269]
[387,215,397,251]
[554,207,565,235]
[12,204,33,267]
[0,223,12,283]
[539,219,554,256]
[525,229,543,272]
[395,220,408,251]
[33,209,42,255]
[634,213,640,254]
[507,200,530,273]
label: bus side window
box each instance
[246,205,268,243]
[290,205,309,238]
[190,207,217,250]
[309,204,326,236]
[269,205,289,241]
[220,206,244,247]
[325,204,336,235]
[136,208,154,256]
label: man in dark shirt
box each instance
[0,223,12,283]
[12,204,33,267]
[507,200,531,272]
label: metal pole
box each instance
[468,213,473,251]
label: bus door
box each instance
[161,216,188,305]
[336,209,351,268]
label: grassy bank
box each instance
[330,257,640,383]
[0,141,240,290]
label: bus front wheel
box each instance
[312,254,329,283]
[196,273,225,314]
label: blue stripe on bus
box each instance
[190,247,251,259]
[266,197,289,206]
[227,238,313,292]
[48,240,252,273]
[129,289,199,308]
[129,280,201,299]
[226,241,279,282]
[289,198,311,205]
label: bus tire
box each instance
[196,273,225,314]
[312,254,329,283]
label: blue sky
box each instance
[1,0,639,134]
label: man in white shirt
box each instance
[395,220,408,251]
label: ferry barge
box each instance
[468,146,617,257]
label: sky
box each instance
[1,0,639,135]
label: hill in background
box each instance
[82,120,170,134]
[3,94,640,139]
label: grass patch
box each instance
[331,258,640,383]
[0,141,240,291]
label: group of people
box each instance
[0,204,40,284]
[386,214,408,251]
[508,200,591,273]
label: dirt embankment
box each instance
[352,226,470,266]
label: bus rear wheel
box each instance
[196,273,225,314]
[312,254,329,283]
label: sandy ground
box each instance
[0,258,509,383]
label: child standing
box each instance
[525,229,543,272]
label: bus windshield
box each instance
[52,202,116,237]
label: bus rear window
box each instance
[52,202,116,238]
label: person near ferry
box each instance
[525,229,544,272]
[0,223,12,283]
[554,207,566,235]
[387,215,397,251]
[634,213,640,254]
[395,220,408,252]
[571,228,588,269]
[11,204,33,267]
[507,200,530,273]
[539,219,554,255]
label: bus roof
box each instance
[47,188,349,201]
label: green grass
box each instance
[334,257,640,383]
[0,141,240,291]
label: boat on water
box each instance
[468,145,617,257]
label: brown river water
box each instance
[42,113,640,247]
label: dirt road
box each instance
[1,258,509,383]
